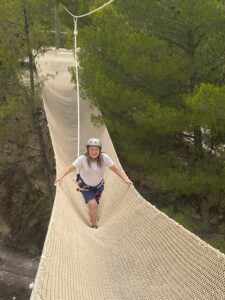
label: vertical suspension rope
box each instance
[64,1,115,159]
[73,17,80,158]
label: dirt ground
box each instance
[0,244,39,300]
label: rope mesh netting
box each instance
[31,50,225,300]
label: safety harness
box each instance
[75,173,104,193]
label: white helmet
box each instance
[86,138,102,148]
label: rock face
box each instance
[0,141,53,299]
[0,243,39,300]
[0,163,52,254]
[0,150,53,299]
[0,88,55,252]
[0,87,55,297]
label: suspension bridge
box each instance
[31,1,225,298]
[30,48,225,300]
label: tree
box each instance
[68,0,225,235]
[0,0,55,250]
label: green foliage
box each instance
[149,158,225,196]
[1,0,224,251]
[161,204,194,231]
[64,29,74,49]
[161,202,225,254]
[119,0,225,86]
[91,113,104,126]
[206,237,225,253]
[66,0,225,246]
[186,83,225,146]
[134,102,188,135]
[0,165,52,251]
[0,0,55,252]
[0,96,26,143]
[0,98,22,122]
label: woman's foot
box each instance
[91,225,98,229]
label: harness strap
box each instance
[76,174,104,192]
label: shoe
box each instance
[91,225,98,229]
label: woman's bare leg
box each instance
[87,199,98,227]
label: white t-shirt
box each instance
[72,153,114,186]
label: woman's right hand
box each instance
[54,165,76,186]
[54,177,63,186]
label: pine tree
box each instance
[0,0,55,250]
[67,0,225,236]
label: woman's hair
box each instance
[85,149,103,167]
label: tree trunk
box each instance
[200,197,210,227]
[34,113,54,200]
[194,127,203,159]
[23,2,54,201]
[210,128,214,151]
[54,2,60,49]
[188,34,204,160]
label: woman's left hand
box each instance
[125,178,133,186]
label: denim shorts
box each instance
[77,176,104,205]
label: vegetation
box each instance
[66,0,225,251]
[0,0,55,253]
[1,0,225,254]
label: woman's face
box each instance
[88,146,100,159]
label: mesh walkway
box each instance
[31,49,225,300]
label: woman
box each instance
[54,137,132,228]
